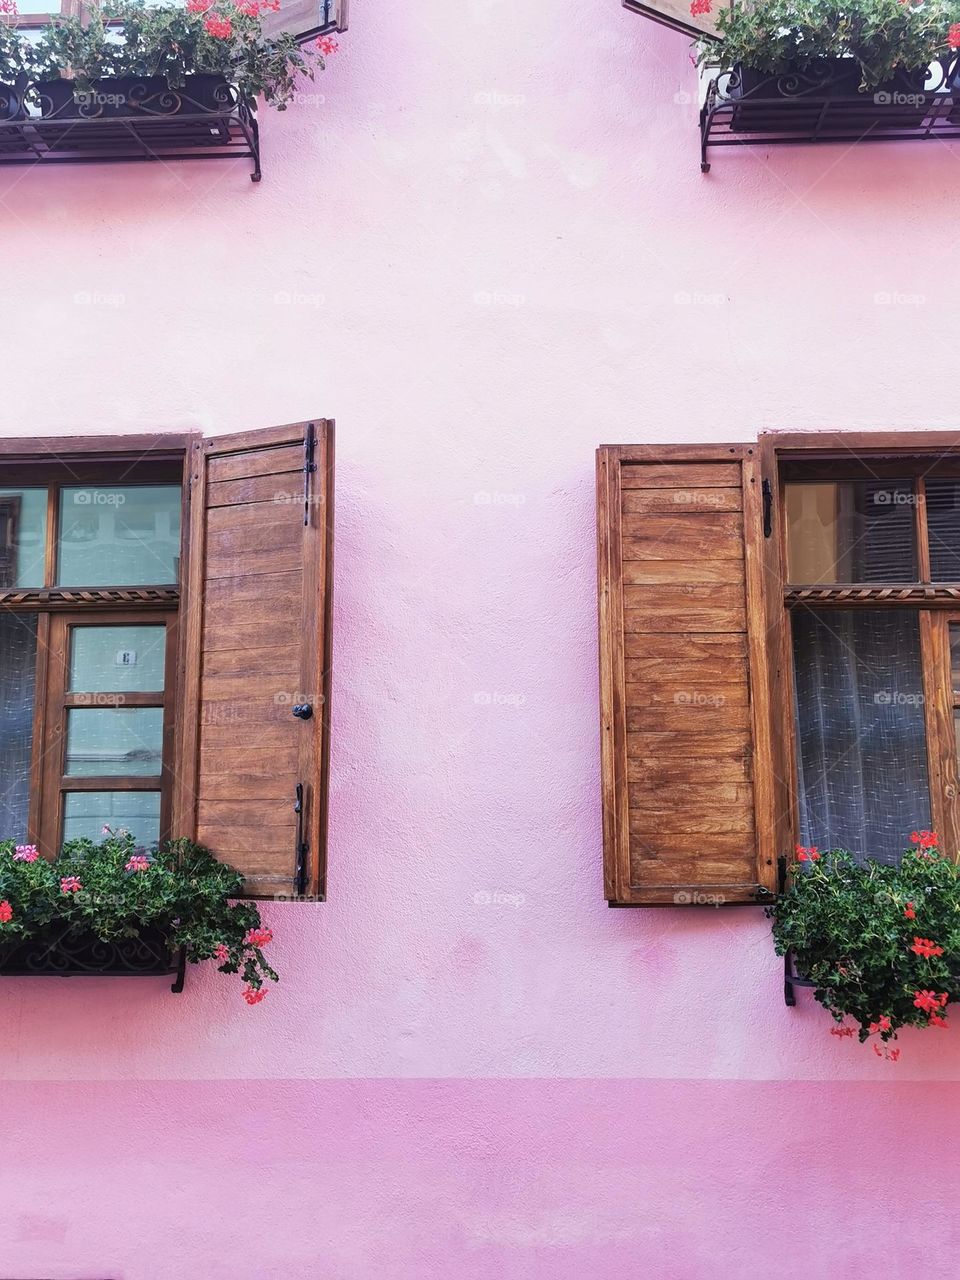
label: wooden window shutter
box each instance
[175,421,334,899]
[259,0,347,43]
[597,445,776,906]
[621,0,728,42]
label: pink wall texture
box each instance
[4,0,960,1276]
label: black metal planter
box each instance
[701,58,960,170]
[0,924,187,993]
[727,60,933,134]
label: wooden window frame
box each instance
[759,430,960,864]
[0,433,196,857]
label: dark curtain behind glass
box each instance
[0,612,38,843]
[792,608,930,865]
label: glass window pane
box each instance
[951,624,960,692]
[0,489,47,589]
[62,792,161,849]
[785,481,916,583]
[65,708,163,777]
[792,608,930,865]
[57,485,181,587]
[69,625,166,693]
[924,479,960,581]
[0,613,38,842]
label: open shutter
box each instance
[621,0,726,42]
[176,420,334,899]
[597,445,775,905]
[259,0,347,43]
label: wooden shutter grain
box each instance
[597,445,776,905]
[175,421,333,898]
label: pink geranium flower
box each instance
[13,845,39,862]
[243,986,267,1005]
[125,855,150,873]
[60,876,82,894]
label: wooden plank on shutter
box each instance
[175,420,334,899]
[596,445,776,906]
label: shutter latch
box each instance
[294,782,309,896]
[762,478,773,538]
[303,422,318,527]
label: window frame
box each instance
[759,430,960,865]
[0,433,196,857]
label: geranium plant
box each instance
[0,0,337,108]
[0,829,278,1004]
[771,831,958,1050]
[695,0,960,90]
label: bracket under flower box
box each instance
[700,65,960,171]
[0,86,263,182]
[0,927,188,993]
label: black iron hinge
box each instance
[294,782,309,896]
[762,478,773,538]
[303,422,318,527]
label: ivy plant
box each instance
[696,0,960,90]
[770,832,959,1051]
[0,830,278,1004]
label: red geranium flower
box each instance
[689,0,711,13]
[869,1015,892,1034]
[187,0,213,10]
[910,937,944,959]
[930,1012,949,1028]
[244,927,273,948]
[904,902,916,920]
[830,1024,854,1038]
[213,943,230,964]
[910,830,939,849]
[243,985,267,1005]
[59,876,82,894]
[317,35,339,54]
[913,990,949,1014]
[203,13,233,37]
[0,901,13,924]
[950,22,960,49]
[795,845,820,862]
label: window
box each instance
[0,424,333,899]
[596,434,960,905]
[10,0,346,40]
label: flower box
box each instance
[36,74,235,120]
[0,922,186,990]
[727,59,934,134]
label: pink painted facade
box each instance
[3,1,960,1276]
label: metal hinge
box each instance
[294,782,309,896]
[303,422,318,527]
[762,478,773,538]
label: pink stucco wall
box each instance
[3,0,960,1276]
